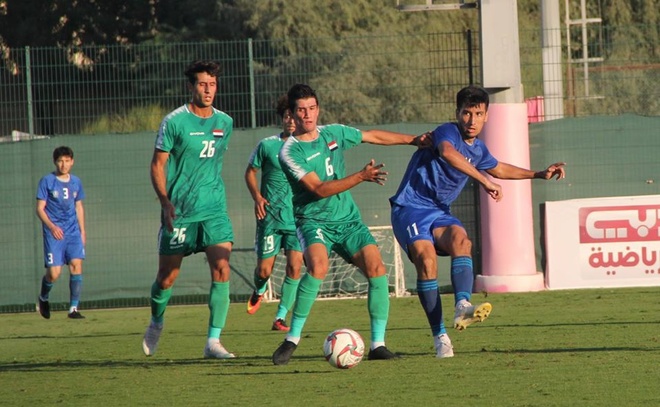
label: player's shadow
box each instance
[396,345,657,358]
[0,354,338,374]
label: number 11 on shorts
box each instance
[406,223,419,238]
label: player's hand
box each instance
[412,132,433,149]
[482,180,503,202]
[540,162,566,180]
[161,199,176,232]
[50,226,65,240]
[360,159,388,185]
[254,196,269,220]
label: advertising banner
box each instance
[545,195,660,289]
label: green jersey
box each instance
[155,104,233,222]
[247,133,295,230]
[279,124,362,225]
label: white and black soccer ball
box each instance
[323,328,365,369]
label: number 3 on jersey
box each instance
[200,140,216,158]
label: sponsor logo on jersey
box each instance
[328,140,338,151]
[213,129,224,138]
[306,152,321,161]
[189,132,205,136]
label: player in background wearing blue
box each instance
[142,60,236,359]
[390,85,566,358]
[272,83,431,365]
[36,146,86,319]
[245,95,302,332]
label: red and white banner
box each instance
[545,195,660,289]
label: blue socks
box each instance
[417,279,446,337]
[39,276,53,300]
[69,274,83,308]
[451,256,473,305]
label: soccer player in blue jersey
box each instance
[245,95,302,332]
[36,146,86,319]
[271,83,431,365]
[141,60,236,359]
[390,85,566,358]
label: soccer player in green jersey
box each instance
[142,60,236,359]
[245,95,302,331]
[272,83,430,365]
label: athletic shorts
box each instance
[158,213,234,256]
[255,221,301,259]
[390,204,463,257]
[296,221,376,264]
[43,231,85,267]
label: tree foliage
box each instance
[0,0,657,126]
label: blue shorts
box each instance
[390,204,463,257]
[43,231,85,267]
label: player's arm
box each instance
[244,165,268,220]
[361,129,431,147]
[486,162,566,181]
[76,200,86,246]
[298,159,387,199]
[150,149,175,232]
[36,199,64,240]
[438,140,504,202]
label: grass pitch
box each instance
[1,287,658,406]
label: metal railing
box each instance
[1,25,658,138]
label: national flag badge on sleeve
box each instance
[213,129,224,138]
[328,140,338,151]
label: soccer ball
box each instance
[323,328,365,369]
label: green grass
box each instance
[1,288,659,406]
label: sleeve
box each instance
[431,122,457,151]
[332,124,362,150]
[75,176,86,201]
[36,176,48,201]
[475,143,498,171]
[248,141,264,169]
[279,141,309,182]
[220,115,234,151]
[155,116,175,152]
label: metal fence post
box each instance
[25,46,35,137]
[466,29,474,85]
[248,38,256,129]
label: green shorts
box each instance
[297,221,376,263]
[158,214,234,256]
[255,221,301,259]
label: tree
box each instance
[0,0,156,73]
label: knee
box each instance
[452,236,472,256]
[415,255,438,280]
[285,264,302,279]
[156,269,177,289]
[363,262,386,278]
[256,263,272,278]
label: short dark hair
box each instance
[287,84,318,113]
[275,94,289,118]
[184,60,222,85]
[456,86,489,111]
[53,146,74,162]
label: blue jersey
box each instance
[390,122,498,210]
[36,172,85,234]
